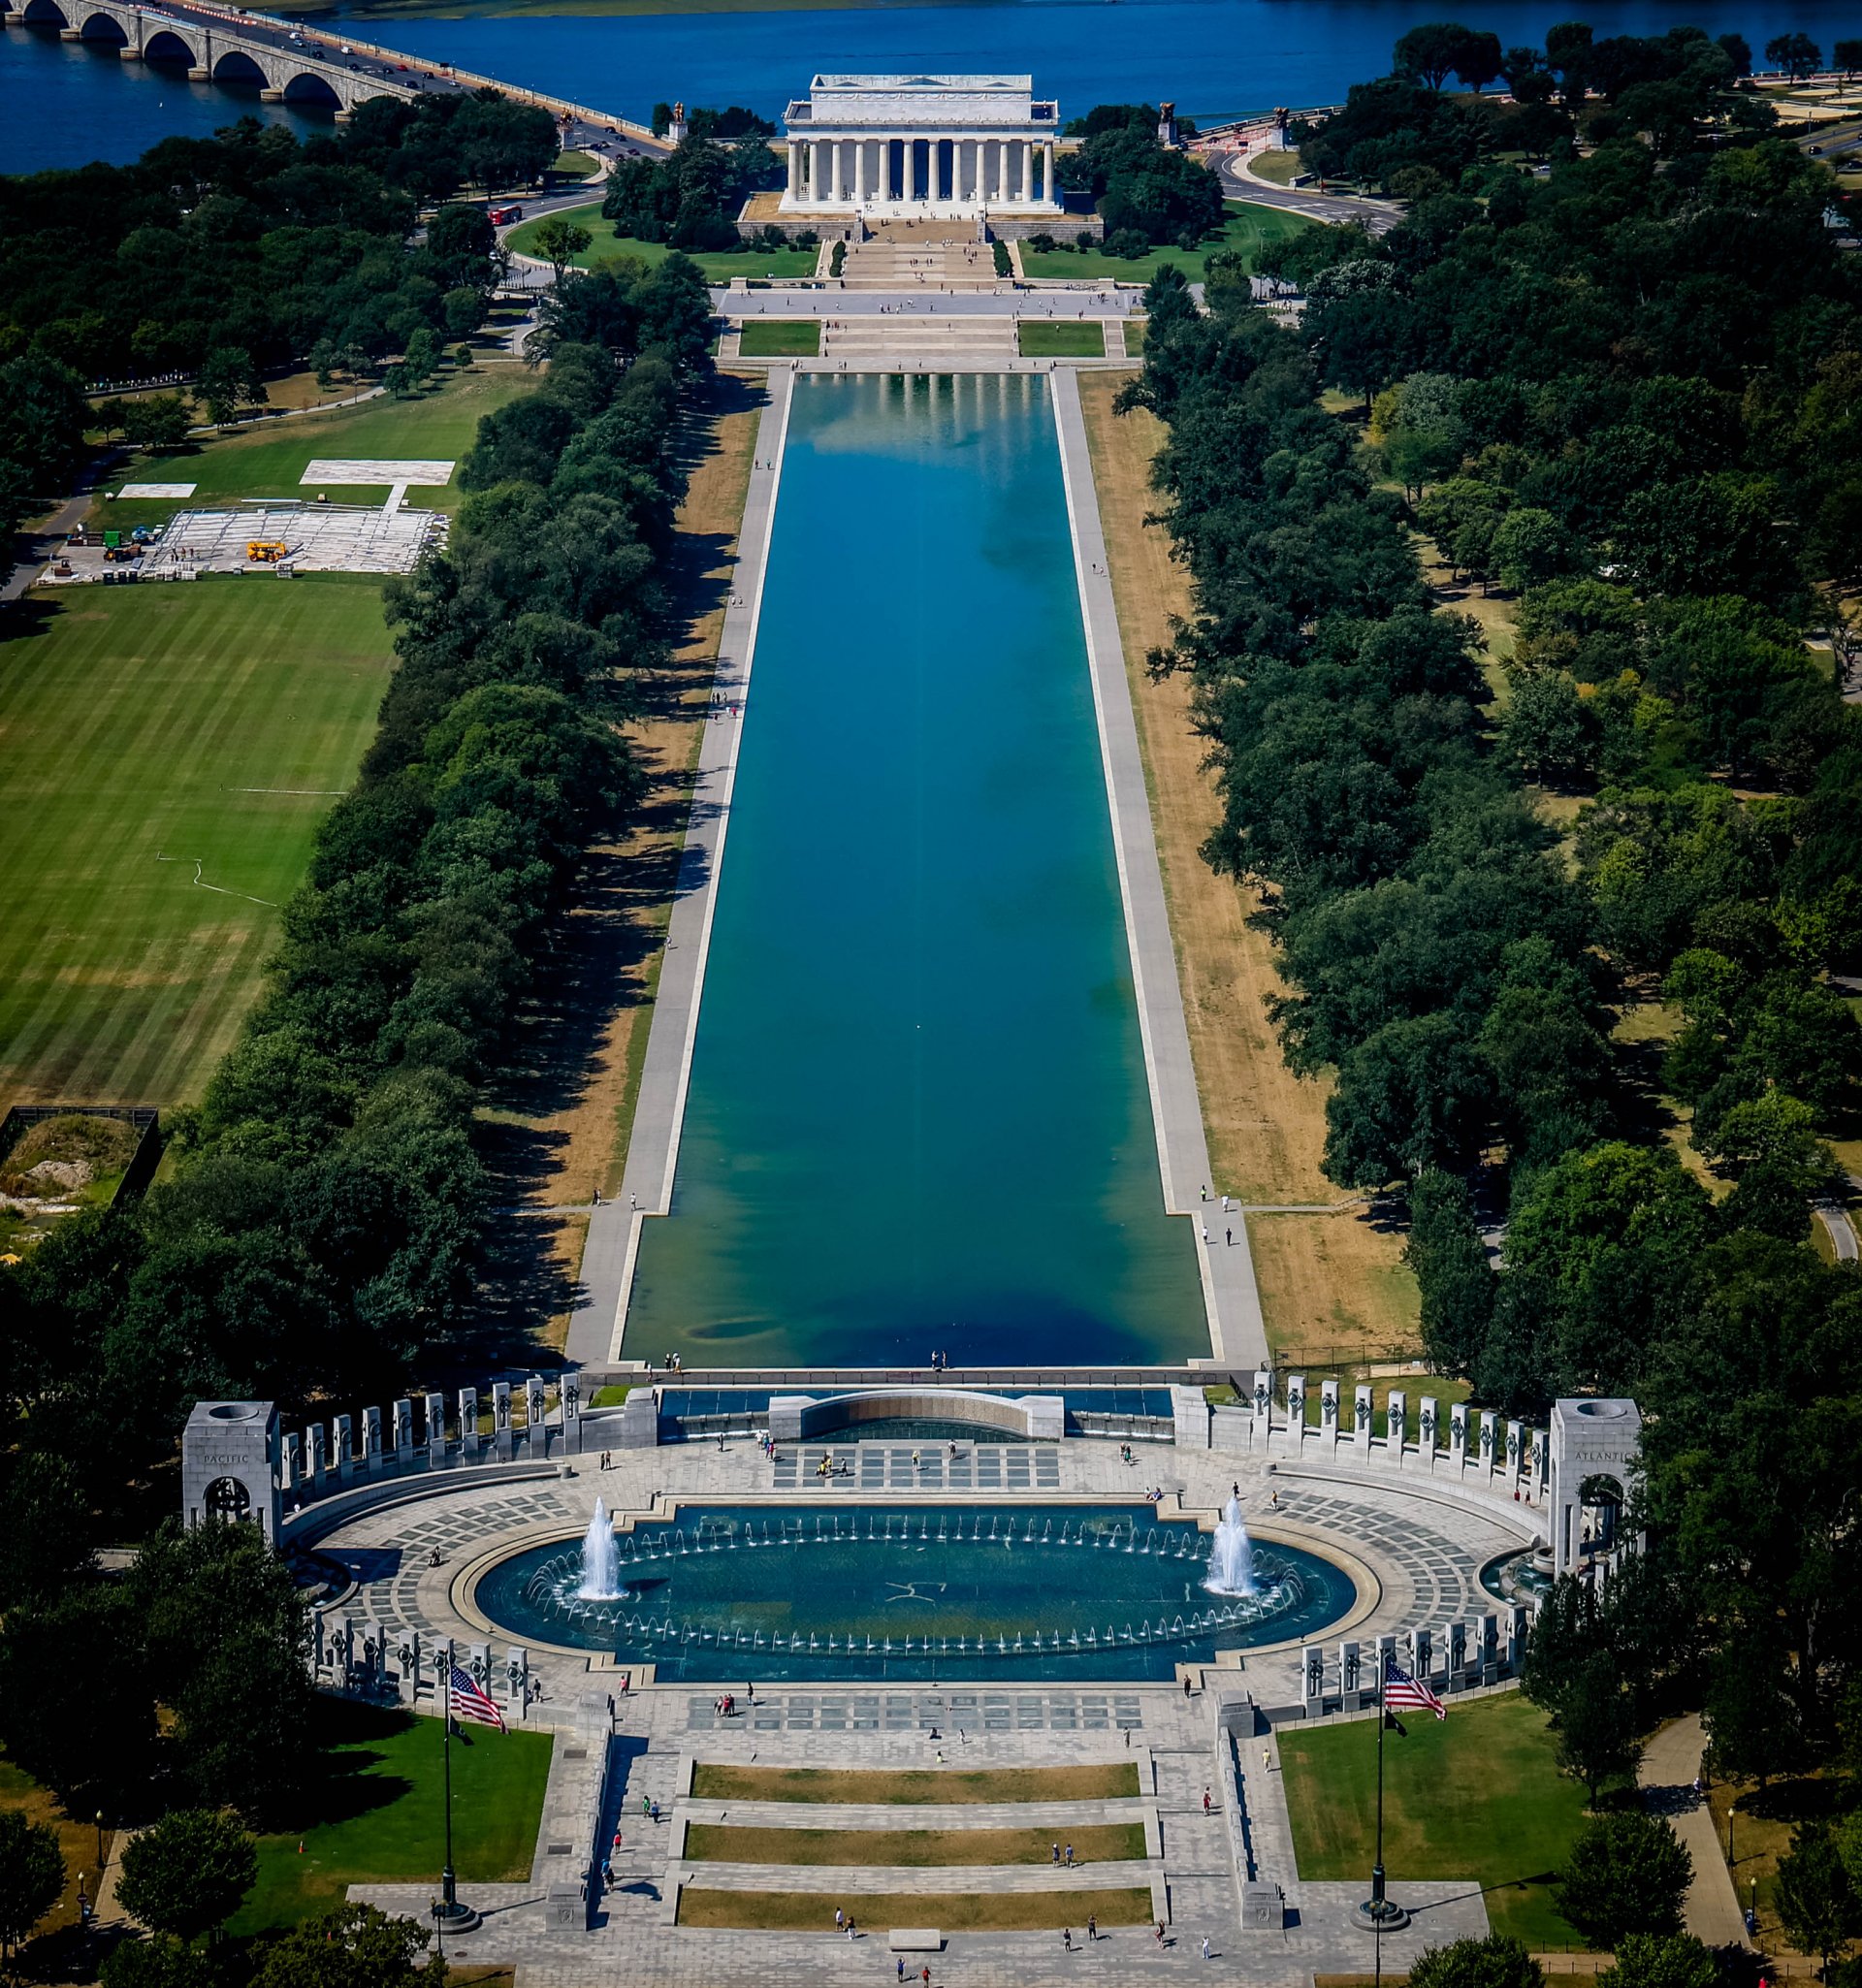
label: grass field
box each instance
[1019,320,1107,357]
[738,320,821,357]
[685,1822,1147,1866]
[93,366,540,531]
[1278,1692,1588,1948]
[676,1886,1154,1931]
[690,1763,1141,1805]
[228,1702,551,1934]
[0,579,394,1108]
[1021,201,1313,285]
[505,204,817,281]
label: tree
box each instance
[248,1905,432,1988]
[116,1811,256,1946]
[1704,1634,1809,1785]
[1550,1651,1645,1803]
[1395,23,1480,91]
[197,347,266,430]
[530,216,593,283]
[1557,1812,1691,1946]
[0,1810,64,1965]
[1837,39,1862,81]
[1492,508,1576,591]
[1764,32,1823,78]
[121,397,194,453]
[1404,1169,1495,1374]
[1599,1936,1721,1988]
[99,1937,211,1988]
[1409,1936,1545,1988]
[1323,1012,1494,1186]
[1500,671,1594,784]
[1777,1825,1862,1971]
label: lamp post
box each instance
[94,1811,105,1878]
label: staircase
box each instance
[820,315,1018,361]
[837,237,1007,292]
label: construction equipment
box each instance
[246,540,290,563]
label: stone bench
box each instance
[888,1929,944,1952]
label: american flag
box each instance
[449,1665,507,1733]
[1383,1665,1446,1720]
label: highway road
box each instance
[1209,146,1401,235]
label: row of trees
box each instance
[1059,104,1226,251]
[601,131,782,252]
[0,104,520,397]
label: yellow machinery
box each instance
[246,540,289,563]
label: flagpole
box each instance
[433,1655,480,1937]
[443,1694,457,1915]
[1356,1645,1409,1937]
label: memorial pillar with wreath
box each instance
[183,1401,282,1544]
[1549,1397,1642,1578]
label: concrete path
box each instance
[1214,151,1403,235]
[719,288,1140,319]
[1640,1715,1750,1948]
[1049,367,1268,1369]
[1816,1200,1859,1262]
[3,449,122,603]
[564,366,795,1369]
[679,1797,1153,1831]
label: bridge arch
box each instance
[79,10,126,43]
[281,69,342,108]
[20,0,71,28]
[143,26,201,66]
[211,47,269,86]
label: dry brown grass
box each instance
[691,1763,1141,1806]
[0,1756,99,1940]
[685,1822,1147,1866]
[1075,371,1418,1360]
[675,1886,1154,1931]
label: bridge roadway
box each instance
[1,0,666,148]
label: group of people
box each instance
[928,1349,956,1370]
[711,1690,743,1716]
[1059,1914,1101,1949]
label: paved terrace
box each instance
[305,1431,1517,1986]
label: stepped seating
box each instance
[820,316,1017,358]
[837,238,1006,293]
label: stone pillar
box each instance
[1387,1389,1407,1456]
[1418,1395,1438,1462]
[525,1375,547,1455]
[1044,141,1056,207]
[882,136,895,203]
[458,1387,480,1462]
[1338,1639,1362,1703]
[903,134,916,203]
[996,140,1011,203]
[360,1405,382,1473]
[492,1382,513,1461]
[335,1413,355,1481]
[1354,1384,1373,1447]
[1285,1373,1305,1441]
[786,142,800,199]
[1300,1646,1325,1716]
[829,138,844,203]
[1505,1419,1524,1488]
[425,1392,446,1466]
[1252,1368,1272,1440]
[309,1422,329,1483]
[1449,1403,1468,1471]
[561,1370,582,1458]
[853,137,867,204]
[1479,1409,1500,1476]
[394,1397,415,1464]
[1019,139,1033,203]
[1320,1378,1340,1449]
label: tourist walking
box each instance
[1088,1912,1097,1941]
[1203,1936,1212,1960]
[835,1906,845,1931]
[1204,1785,1212,1813]
[1051,1842,1061,1865]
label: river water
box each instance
[625,372,1208,1368]
[7,0,1862,173]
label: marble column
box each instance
[1019,139,1033,203]
[837,139,850,202]
[903,134,916,202]
[1043,140,1056,206]
[787,142,800,199]
[854,136,868,204]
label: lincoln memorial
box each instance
[781,74,1065,218]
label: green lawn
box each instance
[1278,1691,1589,1948]
[504,202,817,281]
[1020,200,1314,285]
[229,1702,552,1934]
[737,319,821,357]
[1017,320,1107,358]
[93,366,540,531]
[0,577,394,1107]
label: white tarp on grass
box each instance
[301,459,456,486]
[117,483,197,498]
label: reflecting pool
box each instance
[472,1502,1356,1682]
[626,374,1205,1367]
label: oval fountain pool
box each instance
[470,1503,1358,1682]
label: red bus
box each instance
[488,204,524,226]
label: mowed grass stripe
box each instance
[690,1765,1142,1806]
[676,1886,1155,1932]
[0,580,395,1106]
[686,1822,1148,1866]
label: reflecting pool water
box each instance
[626,374,1206,1367]
[472,1502,1356,1681]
